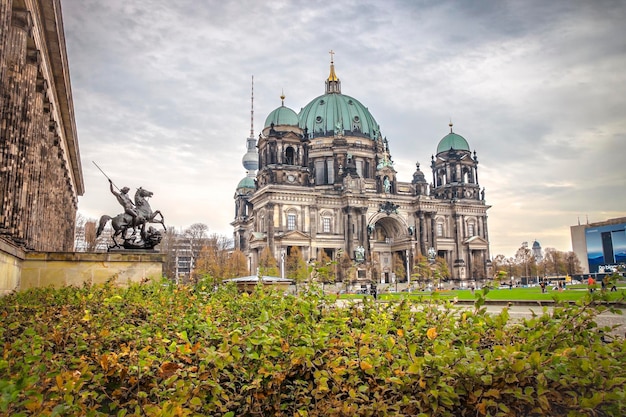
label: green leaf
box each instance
[260,310,269,322]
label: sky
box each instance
[61,0,626,258]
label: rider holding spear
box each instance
[93,161,139,231]
[108,180,139,225]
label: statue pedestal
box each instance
[19,251,165,290]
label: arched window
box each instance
[285,146,295,165]
[436,222,444,237]
[320,211,333,233]
[285,209,298,231]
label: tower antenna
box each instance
[250,75,254,139]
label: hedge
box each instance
[1,279,624,416]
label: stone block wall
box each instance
[0,0,83,252]
[0,238,24,295]
[20,252,165,289]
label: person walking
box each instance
[587,276,595,293]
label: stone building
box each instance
[233,58,491,284]
[1,1,83,253]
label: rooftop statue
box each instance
[94,162,166,250]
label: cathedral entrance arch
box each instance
[367,214,410,284]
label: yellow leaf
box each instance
[24,398,41,411]
[426,327,437,340]
[419,378,426,388]
[397,329,404,337]
[360,360,373,371]
[484,388,500,398]
[477,401,487,415]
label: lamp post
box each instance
[280,249,286,279]
[406,249,410,287]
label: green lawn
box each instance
[343,286,626,302]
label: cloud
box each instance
[62,0,626,257]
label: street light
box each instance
[280,249,286,279]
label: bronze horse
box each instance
[97,187,166,248]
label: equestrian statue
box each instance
[94,162,166,250]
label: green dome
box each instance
[264,105,299,128]
[298,93,380,140]
[237,176,255,190]
[436,132,470,154]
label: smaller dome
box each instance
[237,176,255,190]
[412,162,427,184]
[532,240,541,249]
[436,132,470,154]
[264,105,299,128]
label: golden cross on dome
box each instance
[329,49,335,63]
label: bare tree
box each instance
[74,213,108,252]
[542,248,566,276]
[565,251,583,276]
[159,227,180,279]
[192,233,235,283]
[74,213,87,251]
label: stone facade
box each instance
[20,251,165,290]
[0,0,83,252]
[234,60,492,284]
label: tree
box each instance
[229,249,249,278]
[184,223,209,240]
[515,245,533,281]
[74,213,108,252]
[393,253,406,283]
[412,254,431,289]
[370,252,381,284]
[159,227,180,280]
[192,233,236,283]
[286,247,310,288]
[564,251,583,276]
[490,254,509,284]
[312,250,334,288]
[259,246,279,276]
[432,256,450,289]
[338,251,354,286]
[542,248,566,276]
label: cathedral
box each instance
[233,58,491,284]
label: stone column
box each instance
[358,207,368,259]
[310,205,318,236]
[267,203,275,253]
[418,211,426,256]
[343,206,353,259]
[0,9,32,244]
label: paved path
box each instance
[336,299,626,337]
[480,304,626,338]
